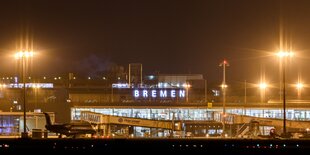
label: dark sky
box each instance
[1,0,310,85]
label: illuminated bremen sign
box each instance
[134,89,186,98]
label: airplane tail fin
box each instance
[43,112,52,128]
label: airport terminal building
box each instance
[1,64,310,137]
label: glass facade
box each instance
[72,107,310,122]
[0,115,20,135]
[227,108,310,121]
[71,107,215,121]
[71,106,310,137]
[0,112,54,136]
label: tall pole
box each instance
[185,83,190,103]
[186,86,189,103]
[22,55,28,138]
[205,79,207,103]
[128,64,131,87]
[111,85,114,103]
[277,51,293,137]
[244,80,246,104]
[220,60,229,136]
[140,64,143,86]
[223,62,226,115]
[16,51,33,138]
[283,58,286,136]
[223,63,226,134]
[244,80,246,115]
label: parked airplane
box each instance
[43,112,96,138]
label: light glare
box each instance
[296,83,304,89]
[259,83,267,89]
[276,51,294,57]
[15,51,34,59]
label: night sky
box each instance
[1,0,310,85]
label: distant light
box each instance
[276,51,294,57]
[259,83,267,89]
[118,77,120,80]
[34,109,41,113]
[14,77,18,83]
[183,83,191,88]
[164,83,168,88]
[148,75,155,80]
[43,77,46,80]
[112,83,129,88]
[212,89,220,96]
[54,77,57,80]
[296,83,304,89]
[221,84,228,88]
[0,84,6,88]
[28,77,31,80]
[88,77,91,80]
[58,77,61,79]
[15,51,34,59]
[219,60,229,66]
[103,77,106,80]
[73,77,76,80]
[32,84,40,89]
[16,105,21,110]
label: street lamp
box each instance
[219,60,229,136]
[15,51,34,139]
[276,51,293,137]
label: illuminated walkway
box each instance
[80,111,181,130]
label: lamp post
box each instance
[15,51,33,139]
[276,51,293,137]
[242,80,246,116]
[219,60,229,136]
